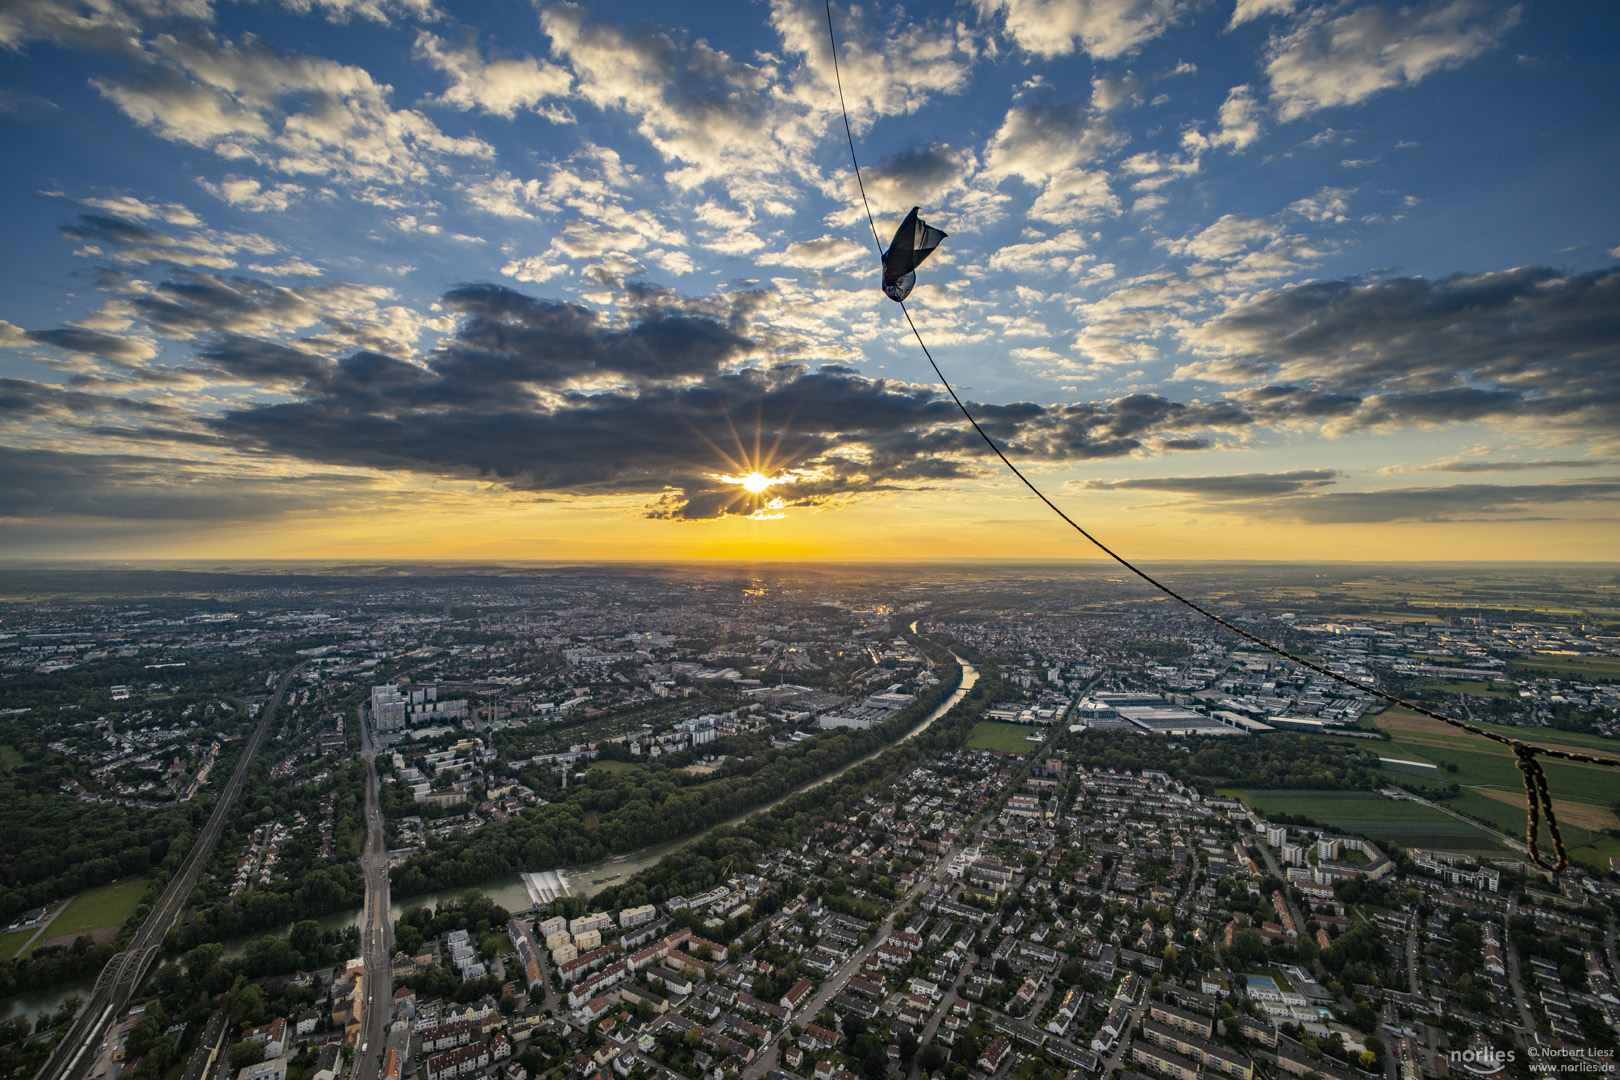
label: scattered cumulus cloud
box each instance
[974,0,1193,60]
[413,31,571,118]
[1265,0,1521,121]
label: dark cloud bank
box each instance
[6,255,1620,526]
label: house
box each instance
[424,1042,492,1080]
[780,977,813,1013]
[243,1018,288,1059]
[313,1045,342,1080]
[237,1061,288,1080]
[977,1036,1011,1074]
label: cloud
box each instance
[277,0,437,25]
[987,231,1093,275]
[1078,468,1340,496]
[94,31,492,187]
[0,445,381,522]
[983,97,1123,224]
[1164,214,1279,260]
[0,376,188,423]
[770,0,976,125]
[1230,0,1296,27]
[1393,457,1619,474]
[764,236,869,271]
[541,4,808,207]
[198,175,307,212]
[0,0,204,55]
[133,279,1254,521]
[77,194,201,226]
[1179,265,1620,442]
[1182,84,1263,153]
[1265,0,1520,121]
[1288,185,1353,223]
[974,0,1192,60]
[858,144,979,218]
[413,31,571,118]
[1076,467,1620,523]
[985,99,1122,185]
[10,326,159,366]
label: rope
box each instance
[819,1,1620,875]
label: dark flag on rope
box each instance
[881,206,947,302]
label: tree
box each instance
[228,1042,265,1070]
[290,919,322,960]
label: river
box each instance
[5,654,976,1022]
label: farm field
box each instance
[1376,708,1620,760]
[967,721,1042,754]
[1227,788,1508,858]
[1441,788,1620,871]
[29,878,149,951]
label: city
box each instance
[0,563,1615,1080]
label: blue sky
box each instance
[2,0,1618,561]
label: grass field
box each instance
[1506,656,1620,680]
[1375,710,1620,797]
[968,721,1041,754]
[1362,710,1620,870]
[0,745,22,769]
[1443,788,1620,871]
[1227,788,1508,858]
[587,759,639,774]
[1377,708,1620,760]
[0,929,34,961]
[33,878,150,948]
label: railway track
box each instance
[34,663,308,1080]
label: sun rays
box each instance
[694,406,823,521]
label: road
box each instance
[1503,895,1537,1034]
[1406,918,1420,997]
[350,705,392,1080]
[1250,835,1309,946]
[34,664,307,1080]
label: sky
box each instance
[1,0,1618,564]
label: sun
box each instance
[688,406,823,521]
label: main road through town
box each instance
[350,705,392,1080]
[35,664,308,1080]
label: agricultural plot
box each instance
[1444,789,1620,871]
[1377,708,1620,761]
[1364,711,1620,870]
[967,721,1041,754]
[1231,789,1507,858]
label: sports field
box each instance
[968,721,1041,754]
[1228,789,1508,858]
